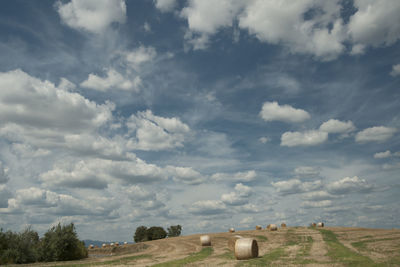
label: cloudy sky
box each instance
[0,0,399,241]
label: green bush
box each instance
[0,227,40,264]
[38,223,87,262]
[147,226,167,241]
[134,226,148,243]
[167,225,182,237]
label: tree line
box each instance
[134,225,182,242]
[0,223,87,264]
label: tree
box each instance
[134,226,148,243]
[38,223,87,261]
[167,225,182,237]
[146,226,167,241]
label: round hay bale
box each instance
[102,243,106,248]
[317,222,324,227]
[115,242,119,246]
[266,224,271,229]
[255,225,262,230]
[228,235,243,251]
[311,223,317,227]
[229,227,235,233]
[281,223,287,228]
[269,224,278,231]
[234,238,258,260]
[89,244,94,249]
[200,235,211,246]
[124,241,128,245]
[110,242,114,246]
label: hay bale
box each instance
[200,235,211,246]
[102,243,106,248]
[266,224,271,229]
[228,235,243,251]
[269,224,278,231]
[110,242,114,246]
[281,223,287,228]
[124,241,128,245]
[255,225,262,230]
[89,244,94,249]
[234,238,258,260]
[311,223,317,227]
[229,227,235,233]
[317,222,324,227]
[115,242,119,246]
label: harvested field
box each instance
[9,227,400,266]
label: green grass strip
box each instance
[319,229,380,267]
[352,237,400,250]
[52,254,152,267]
[235,247,286,266]
[151,247,213,267]
[252,235,268,242]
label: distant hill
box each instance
[83,239,132,248]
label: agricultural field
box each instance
[8,227,400,266]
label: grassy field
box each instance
[8,227,400,266]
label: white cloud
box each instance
[221,183,252,206]
[374,150,392,159]
[281,130,328,147]
[239,1,345,60]
[154,0,177,12]
[390,64,400,77]
[301,200,332,209]
[189,200,227,215]
[355,126,397,143]
[126,110,190,151]
[0,162,9,184]
[260,101,310,123]
[211,170,256,182]
[382,162,400,170]
[40,156,167,189]
[11,143,51,158]
[259,137,270,144]
[319,119,356,134]
[348,0,400,49]
[126,185,153,201]
[124,46,157,70]
[56,0,127,33]
[271,179,322,195]
[327,176,373,195]
[166,166,205,185]
[80,69,141,92]
[15,187,58,207]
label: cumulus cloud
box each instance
[221,183,252,206]
[126,110,190,151]
[390,64,400,77]
[374,150,392,159]
[123,46,157,70]
[348,0,400,49]
[211,170,256,182]
[154,0,177,12]
[189,200,227,215]
[271,179,322,195]
[294,166,320,179]
[0,69,114,149]
[56,0,127,33]
[301,190,336,201]
[80,69,141,92]
[355,126,397,143]
[301,200,332,209]
[281,130,328,147]
[40,156,167,189]
[166,166,205,185]
[259,137,270,144]
[15,187,58,207]
[327,176,374,195]
[319,119,356,134]
[260,101,310,123]
[0,185,12,208]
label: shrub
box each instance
[38,223,87,261]
[167,225,182,237]
[134,226,148,243]
[146,226,167,241]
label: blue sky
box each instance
[0,0,399,241]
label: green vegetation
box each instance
[235,247,286,266]
[0,223,87,264]
[134,226,168,242]
[56,254,152,267]
[319,229,378,266]
[253,235,268,242]
[167,225,182,237]
[151,247,213,267]
[352,237,399,250]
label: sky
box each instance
[0,0,399,242]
